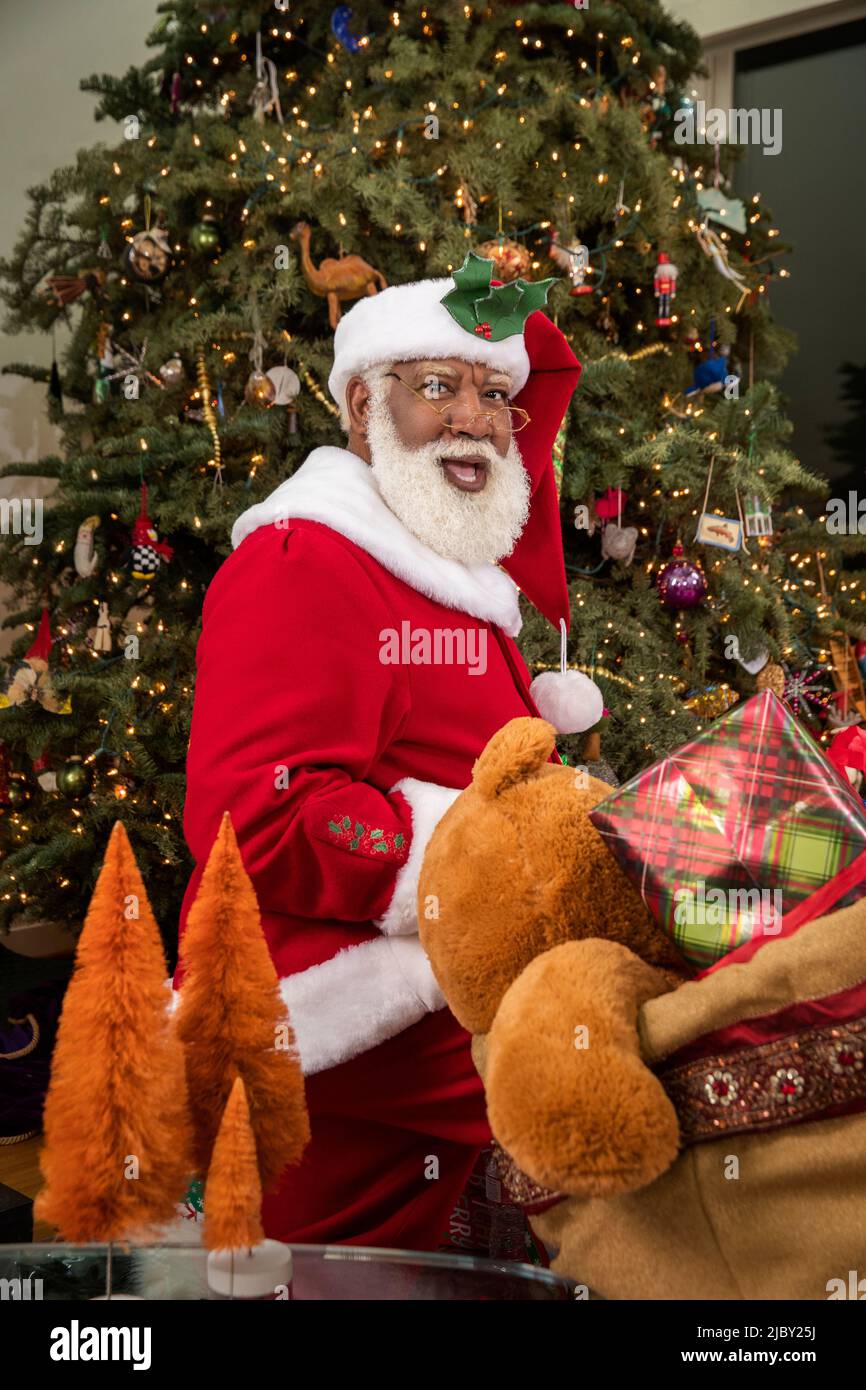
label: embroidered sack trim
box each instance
[657,1014,866,1143]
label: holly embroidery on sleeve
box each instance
[326,814,407,859]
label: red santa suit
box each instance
[174,268,595,1252]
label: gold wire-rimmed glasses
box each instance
[385,371,531,433]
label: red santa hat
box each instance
[327,252,602,733]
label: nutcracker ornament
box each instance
[129,485,173,581]
[653,252,679,326]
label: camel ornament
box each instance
[290,220,387,329]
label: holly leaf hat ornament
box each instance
[441,252,556,342]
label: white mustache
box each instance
[433,438,501,463]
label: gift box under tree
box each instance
[590,690,866,969]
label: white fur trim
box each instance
[374,778,462,935]
[327,276,530,413]
[231,446,523,637]
[530,669,604,734]
[278,935,445,1075]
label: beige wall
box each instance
[0,1,151,654]
[667,0,859,41]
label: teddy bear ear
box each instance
[472,717,558,799]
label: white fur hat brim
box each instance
[327,276,531,412]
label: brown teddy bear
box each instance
[418,717,866,1300]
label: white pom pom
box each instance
[529,670,604,735]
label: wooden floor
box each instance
[0,1135,56,1240]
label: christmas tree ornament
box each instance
[529,620,605,735]
[0,609,71,714]
[32,750,57,793]
[695,514,741,551]
[734,648,770,676]
[73,515,101,578]
[548,230,594,295]
[695,223,749,305]
[743,495,773,538]
[96,224,113,260]
[756,662,785,698]
[158,353,185,388]
[6,773,32,807]
[39,270,105,307]
[657,542,707,610]
[601,523,638,566]
[290,220,386,329]
[330,5,367,52]
[783,667,832,718]
[683,684,739,719]
[188,217,222,255]
[195,348,223,485]
[249,29,284,125]
[641,64,670,145]
[99,337,163,394]
[456,184,478,226]
[695,461,739,553]
[476,237,532,284]
[265,365,300,407]
[594,488,637,565]
[685,348,732,398]
[129,485,174,581]
[56,756,92,800]
[244,369,276,408]
[124,226,173,284]
[653,253,679,326]
[49,342,63,410]
[87,602,113,654]
[697,186,747,236]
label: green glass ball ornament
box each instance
[6,774,32,807]
[189,218,222,255]
[56,756,93,800]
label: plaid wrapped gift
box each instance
[589,690,866,969]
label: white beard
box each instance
[365,382,531,567]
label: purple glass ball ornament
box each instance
[657,542,708,610]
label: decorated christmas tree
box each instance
[1,0,864,945]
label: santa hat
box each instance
[327,252,602,733]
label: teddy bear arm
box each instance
[485,938,680,1198]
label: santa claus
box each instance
[174,253,602,1253]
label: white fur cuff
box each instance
[279,935,445,1075]
[374,777,462,935]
